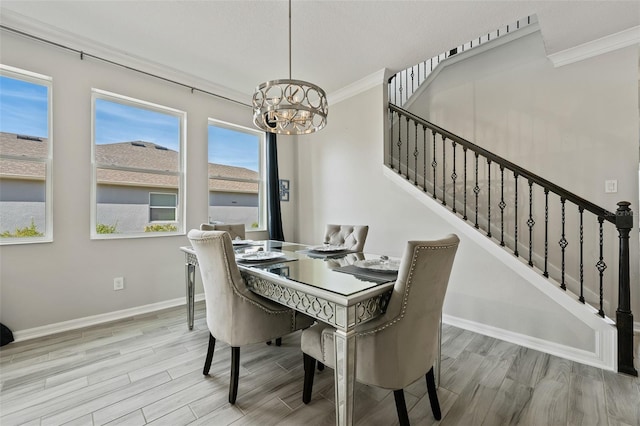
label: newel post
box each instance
[615,201,638,376]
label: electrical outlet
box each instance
[113,277,124,291]
[604,180,618,193]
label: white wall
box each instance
[409,31,640,319]
[294,83,620,368]
[0,32,275,332]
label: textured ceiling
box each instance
[1,1,638,103]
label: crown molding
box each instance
[0,9,251,106]
[328,68,388,105]
[549,25,640,67]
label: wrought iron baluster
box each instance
[451,141,457,213]
[410,67,415,98]
[405,117,410,179]
[579,207,585,303]
[413,122,419,185]
[432,131,437,200]
[389,109,394,169]
[596,217,606,317]
[474,153,480,228]
[398,78,403,107]
[422,126,427,192]
[441,135,447,205]
[499,165,505,246]
[543,189,549,278]
[527,180,534,267]
[397,116,403,171]
[463,147,468,220]
[404,70,408,105]
[487,159,492,237]
[514,172,519,257]
[559,198,567,290]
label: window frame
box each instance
[90,89,186,239]
[0,64,53,245]
[207,119,266,232]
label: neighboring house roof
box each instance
[0,132,259,193]
[0,132,48,181]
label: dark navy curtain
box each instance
[266,132,285,241]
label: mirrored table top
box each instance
[237,241,396,297]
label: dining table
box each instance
[179,239,401,426]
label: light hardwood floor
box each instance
[1,303,639,426]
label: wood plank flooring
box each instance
[1,303,638,425]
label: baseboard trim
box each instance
[12,293,206,343]
[443,313,616,372]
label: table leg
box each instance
[334,329,356,426]
[436,314,442,388]
[185,262,195,330]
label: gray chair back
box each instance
[300,234,459,390]
[187,230,299,347]
[200,223,246,240]
[324,224,369,251]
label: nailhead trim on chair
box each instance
[191,232,296,330]
[318,241,458,362]
[358,242,458,337]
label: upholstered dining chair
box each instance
[187,229,314,404]
[200,223,245,240]
[300,234,460,425]
[323,224,369,252]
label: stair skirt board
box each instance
[443,314,616,371]
[384,165,618,371]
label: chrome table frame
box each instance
[180,245,394,426]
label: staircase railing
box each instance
[389,15,535,107]
[388,102,637,376]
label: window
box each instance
[208,120,264,230]
[149,192,177,221]
[91,89,185,238]
[0,65,52,244]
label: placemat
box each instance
[296,249,358,259]
[237,255,299,267]
[333,265,398,284]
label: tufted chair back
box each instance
[200,223,246,240]
[323,224,369,252]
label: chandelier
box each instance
[252,0,328,135]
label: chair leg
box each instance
[425,367,441,420]
[317,362,325,371]
[229,347,240,404]
[203,333,216,375]
[393,389,410,426]
[275,337,282,346]
[302,353,316,404]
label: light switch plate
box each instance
[604,180,618,193]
